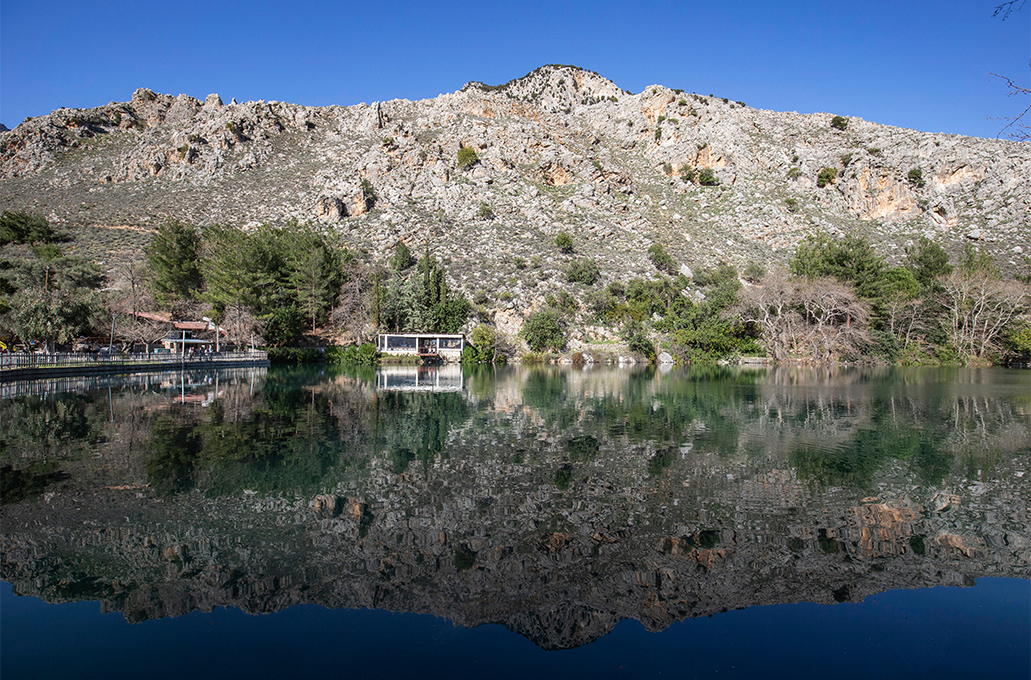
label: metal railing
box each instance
[0,350,268,372]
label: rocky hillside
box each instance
[1,65,1028,330]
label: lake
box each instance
[1,364,1029,678]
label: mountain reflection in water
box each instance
[0,364,1028,650]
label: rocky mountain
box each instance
[1,65,1028,331]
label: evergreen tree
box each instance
[904,237,952,287]
[146,220,203,308]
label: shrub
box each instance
[867,147,882,156]
[787,167,801,180]
[0,210,62,246]
[555,289,578,312]
[464,324,500,362]
[477,202,494,220]
[816,167,837,188]
[555,231,573,253]
[1003,324,1031,362]
[743,262,766,283]
[626,332,656,361]
[830,115,848,131]
[698,168,719,186]
[360,178,377,207]
[680,166,696,183]
[457,146,479,168]
[521,310,565,352]
[784,197,799,212]
[654,128,662,141]
[334,343,378,365]
[648,243,678,274]
[904,236,952,286]
[693,264,739,288]
[907,167,925,188]
[267,347,323,364]
[390,242,414,271]
[567,258,600,285]
[789,231,887,300]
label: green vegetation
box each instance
[555,231,574,253]
[462,324,503,363]
[566,258,600,285]
[905,237,952,286]
[776,231,1030,364]
[698,168,719,186]
[457,146,479,169]
[198,222,343,345]
[521,310,566,352]
[743,262,766,283]
[648,243,678,275]
[830,115,848,131]
[816,167,837,188]
[1,211,63,246]
[146,220,203,309]
[360,178,377,208]
[0,212,104,351]
[907,167,926,188]
[390,242,414,272]
[380,251,470,334]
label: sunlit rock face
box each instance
[1,365,1028,649]
[2,65,1029,309]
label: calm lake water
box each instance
[2,364,1029,678]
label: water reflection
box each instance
[377,364,464,392]
[1,365,1028,648]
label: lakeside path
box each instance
[0,351,269,383]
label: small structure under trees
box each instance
[377,333,465,362]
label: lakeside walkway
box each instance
[0,350,269,382]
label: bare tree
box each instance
[330,264,376,344]
[734,270,871,362]
[939,271,1030,361]
[989,1,1030,140]
[222,303,262,350]
[109,262,165,349]
[795,278,871,361]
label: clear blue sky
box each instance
[1,0,1028,139]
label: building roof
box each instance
[134,311,171,323]
[174,321,209,331]
[377,332,465,338]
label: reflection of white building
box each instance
[377,333,466,362]
[377,365,464,392]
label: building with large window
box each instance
[377,333,465,362]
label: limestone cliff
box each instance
[1,65,1028,312]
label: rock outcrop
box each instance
[1,65,1028,316]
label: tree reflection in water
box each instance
[0,364,1028,650]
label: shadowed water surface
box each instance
[1,364,1028,676]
